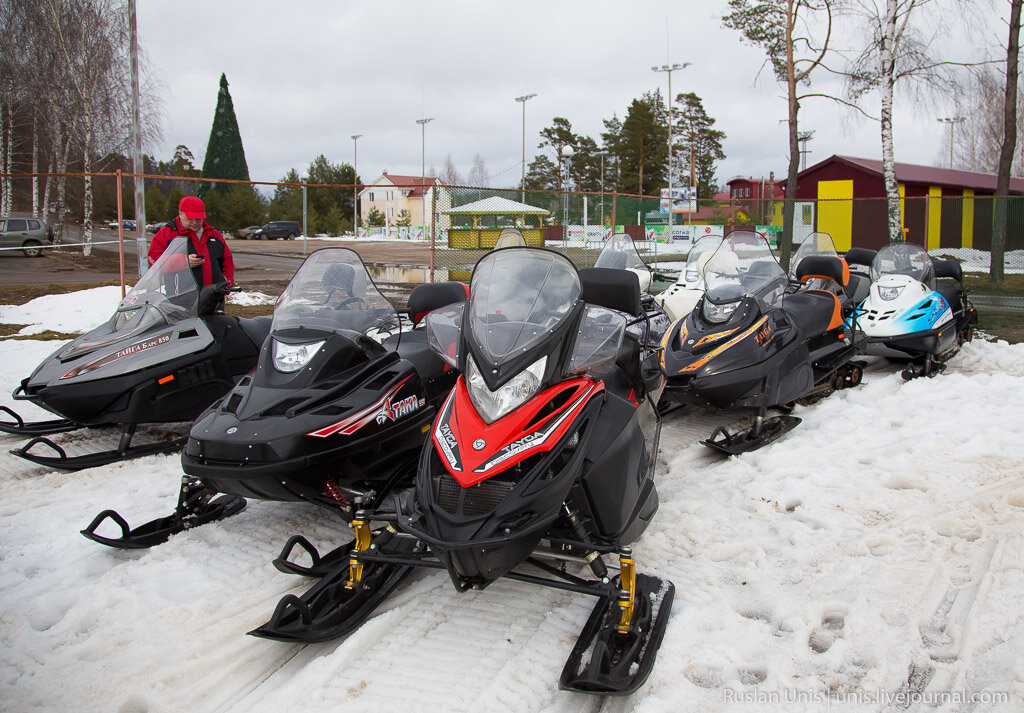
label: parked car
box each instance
[0,216,54,257]
[105,219,137,231]
[234,225,261,240]
[249,221,300,240]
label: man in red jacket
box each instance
[148,196,235,288]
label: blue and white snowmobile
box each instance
[856,242,977,379]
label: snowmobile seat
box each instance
[933,258,963,283]
[844,247,876,270]
[578,267,642,317]
[407,281,469,325]
[239,315,273,347]
[795,255,848,288]
[782,290,843,337]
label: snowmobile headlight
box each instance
[684,268,699,284]
[466,355,547,424]
[272,339,325,373]
[878,285,903,301]
[702,299,738,324]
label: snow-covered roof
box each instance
[441,195,550,215]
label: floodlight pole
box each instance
[417,118,434,232]
[515,93,537,203]
[351,134,362,236]
[652,62,690,237]
[128,0,147,275]
[937,116,965,169]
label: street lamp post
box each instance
[652,62,690,238]
[515,93,537,203]
[351,134,362,236]
[937,116,965,169]
[416,117,434,235]
[561,144,574,243]
[300,174,308,255]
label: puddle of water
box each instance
[366,264,465,283]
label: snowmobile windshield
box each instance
[702,232,786,315]
[469,248,580,365]
[791,232,839,277]
[680,236,724,286]
[60,238,199,359]
[870,243,935,287]
[271,248,398,341]
[595,233,652,291]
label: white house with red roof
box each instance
[357,172,446,233]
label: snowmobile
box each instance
[251,246,674,695]
[856,241,977,379]
[81,247,469,550]
[1,237,271,470]
[660,230,867,454]
[655,234,723,321]
[593,231,672,347]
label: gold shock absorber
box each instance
[345,514,373,590]
[616,547,636,634]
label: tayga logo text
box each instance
[62,333,172,379]
[114,334,171,360]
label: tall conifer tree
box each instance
[201,74,250,196]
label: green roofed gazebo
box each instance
[442,196,550,247]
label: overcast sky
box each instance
[136,0,1008,193]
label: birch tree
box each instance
[845,0,980,243]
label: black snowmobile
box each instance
[251,246,674,696]
[82,247,468,549]
[1,237,271,470]
[660,230,867,454]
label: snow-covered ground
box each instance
[1,292,1023,712]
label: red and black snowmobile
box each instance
[82,247,467,549]
[252,246,674,695]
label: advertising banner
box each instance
[660,187,697,213]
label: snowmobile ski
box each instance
[10,425,187,471]
[80,477,246,549]
[0,405,79,437]
[700,414,802,456]
[250,527,426,643]
[559,572,675,695]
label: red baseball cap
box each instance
[179,196,206,219]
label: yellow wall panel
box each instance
[962,189,974,249]
[927,186,942,251]
[816,180,854,251]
